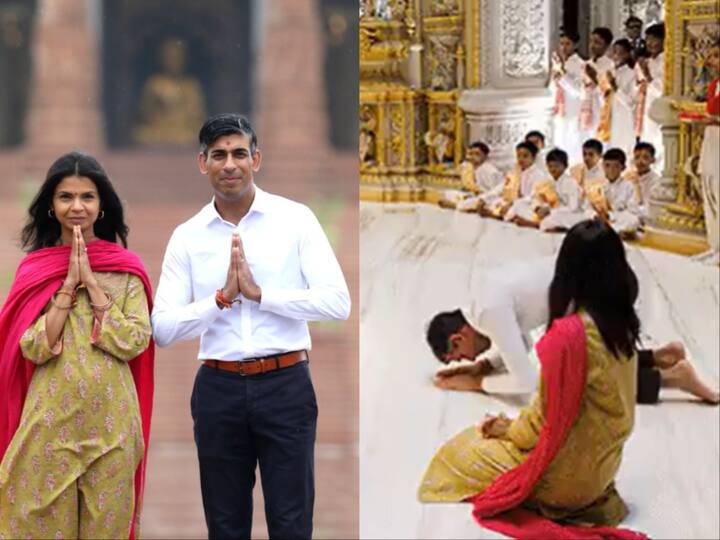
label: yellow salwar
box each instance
[0,272,151,540]
[419,315,636,526]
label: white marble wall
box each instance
[460,0,555,170]
[360,202,719,539]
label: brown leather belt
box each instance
[203,350,308,376]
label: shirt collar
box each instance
[200,186,272,226]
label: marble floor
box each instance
[359,202,720,539]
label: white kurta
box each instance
[553,53,586,163]
[502,163,552,221]
[579,55,614,142]
[462,257,556,394]
[610,64,637,156]
[639,52,665,169]
[570,161,605,189]
[539,171,585,231]
[443,161,505,210]
[626,168,659,221]
[584,177,642,235]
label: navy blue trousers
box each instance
[190,360,318,539]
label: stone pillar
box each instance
[648,96,680,206]
[24,0,102,164]
[458,0,556,171]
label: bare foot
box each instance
[661,359,720,404]
[653,341,686,369]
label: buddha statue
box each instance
[132,38,206,146]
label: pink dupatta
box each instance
[0,240,154,539]
[466,314,647,540]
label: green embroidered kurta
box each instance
[0,272,151,540]
[419,315,637,526]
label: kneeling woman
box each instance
[419,219,645,539]
[0,152,154,539]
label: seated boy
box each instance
[440,141,503,211]
[584,147,642,238]
[570,138,605,190]
[479,141,546,219]
[504,149,581,230]
[623,141,659,222]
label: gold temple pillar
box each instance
[359,0,466,203]
[650,0,719,235]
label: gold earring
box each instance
[48,209,55,218]
[99,210,105,220]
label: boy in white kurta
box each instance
[440,141,504,211]
[480,141,546,219]
[607,39,638,156]
[623,142,660,223]
[584,148,642,237]
[538,149,585,231]
[570,138,605,190]
[504,148,581,229]
[552,32,586,163]
[525,130,549,175]
[636,23,665,170]
[579,27,615,142]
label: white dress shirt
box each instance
[151,187,351,360]
[462,257,556,394]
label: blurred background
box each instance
[0,0,358,537]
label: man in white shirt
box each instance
[425,244,719,403]
[152,113,351,540]
[580,27,615,142]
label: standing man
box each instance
[152,113,351,539]
[624,15,646,61]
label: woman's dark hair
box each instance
[548,219,640,359]
[21,151,129,252]
[426,309,468,361]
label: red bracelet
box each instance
[215,289,233,309]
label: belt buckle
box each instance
[237,362,247,376]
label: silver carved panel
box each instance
[501,0,547,78]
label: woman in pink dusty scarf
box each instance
[0,152,154,539]
[419,219,647,540]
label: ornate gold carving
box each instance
[653,0,719,235]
